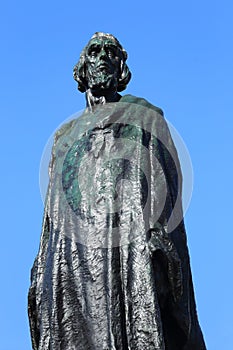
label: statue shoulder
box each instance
[54,119,76,144]
[120,94,164,117]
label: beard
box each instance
[86,69,118,93]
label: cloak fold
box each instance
[28,95,206,350]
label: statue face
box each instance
[85,36,121,92]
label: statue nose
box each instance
[99,47,107,59]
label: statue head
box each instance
[73,32,131,95]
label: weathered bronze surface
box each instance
[28,32,206,349]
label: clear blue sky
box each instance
[0,1,232,349]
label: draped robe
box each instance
[28,95,206,350]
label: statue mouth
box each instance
[96,62,110,72]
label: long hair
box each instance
[73,32,131,93]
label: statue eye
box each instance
[106,47,115,58]
[107,49,112,56]
[88,46,100,58]
[90,50,97,58]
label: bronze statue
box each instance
[28,32,206,349]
